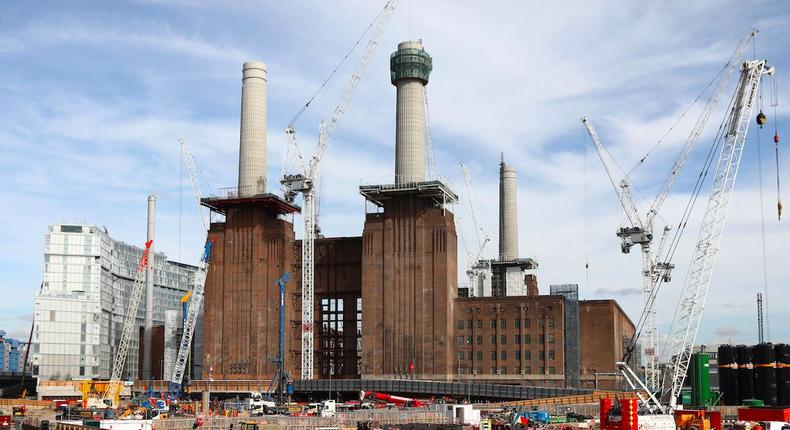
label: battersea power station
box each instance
[200,41,635,392]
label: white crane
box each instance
[169,139,211,392]
[101,239,153,406]
[580,30,756,391]
[459,162,491,297]
[666,59,775,409]
[281,0,398,380]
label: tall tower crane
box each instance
[459,162,491,297]
[580,30,756,391]
[666,59,775,409]
[101,239,153,406]
[281,0,398,380]
[169,139,212,392]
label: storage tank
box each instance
[775,343,790,406]
[736,344,754,404]
[718,344,738,405]
[753,343,777,405]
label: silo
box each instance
[775,343,790,406]
[736,344,754,404]
[718,344,738,405]
[753,343,777,405]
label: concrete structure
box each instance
[32,223,198,381]
[499,156,518,261]
[0,331,27,373]
[238,61,268,197]
[143,194,155,379]
[392,40,432,183]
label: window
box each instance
[515,351,521,360]
[456,336,464,346]
[549,366,556,374]
[500,319,506,329]
[467,351,473,360]
[500,335,507,345]
[467,319,473,329]
[500,367,507,374]
[476,335,483,345]
[525,366,531,373]
[548,319,555,328]
[467,336,473,344]
[514,335,521,344]
[476,351,483,361]
[540,366,545,374]
[524,319,530,328]
[548,350,555,360]
[491,351,497,360]
[548,334,555,344]
[539,350,545,359]
[501,351,507,360]
[476,320,483,329]
[477,367,483,374]
[458,352,465,361]
[524,350,531,360]
[491,367,496,374]
[539,334,545,344]
[490,319,497,329]
[457,320,465,330]
[458,367,465,374]
[524,335,531,344]
[514,319,521,328]
[490,336,496,345]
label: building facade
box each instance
[0,331,28,373]
[32,223,198,381]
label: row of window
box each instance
[457,366,557,375]
[456,318,555,330]
[455,334,554,346]
[456,350,556,361]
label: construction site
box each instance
[3,2,789,430]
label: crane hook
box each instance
[757,111,767,128]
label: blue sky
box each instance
[1,1,789,354]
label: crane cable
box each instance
[625,59,731,179]
[286,1,391,129]
[754,38,772,341]
[772,74,782,220]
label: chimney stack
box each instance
[499,155,518,261]
[142,194,155,379]
[391,40,432,184]
[238,61,268,197]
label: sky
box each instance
[1,1,789,355]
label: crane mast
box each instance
[168,139,212,392]
[282,0,398,380]
[580,31,755,391]
[101,239,153,406]
[459,162,491,297]
[667,59,774,409]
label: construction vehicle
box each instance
[509,409,549,428]
[361,391,430,408]
[246,392,276,416]
[281,0,398,380]
[582,30,757,391]
[99,240,153,407]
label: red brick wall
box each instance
[361,196,456,379]
[202,204,296,380]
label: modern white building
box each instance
[31,223,198,381]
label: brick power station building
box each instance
[200,41,635,390]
